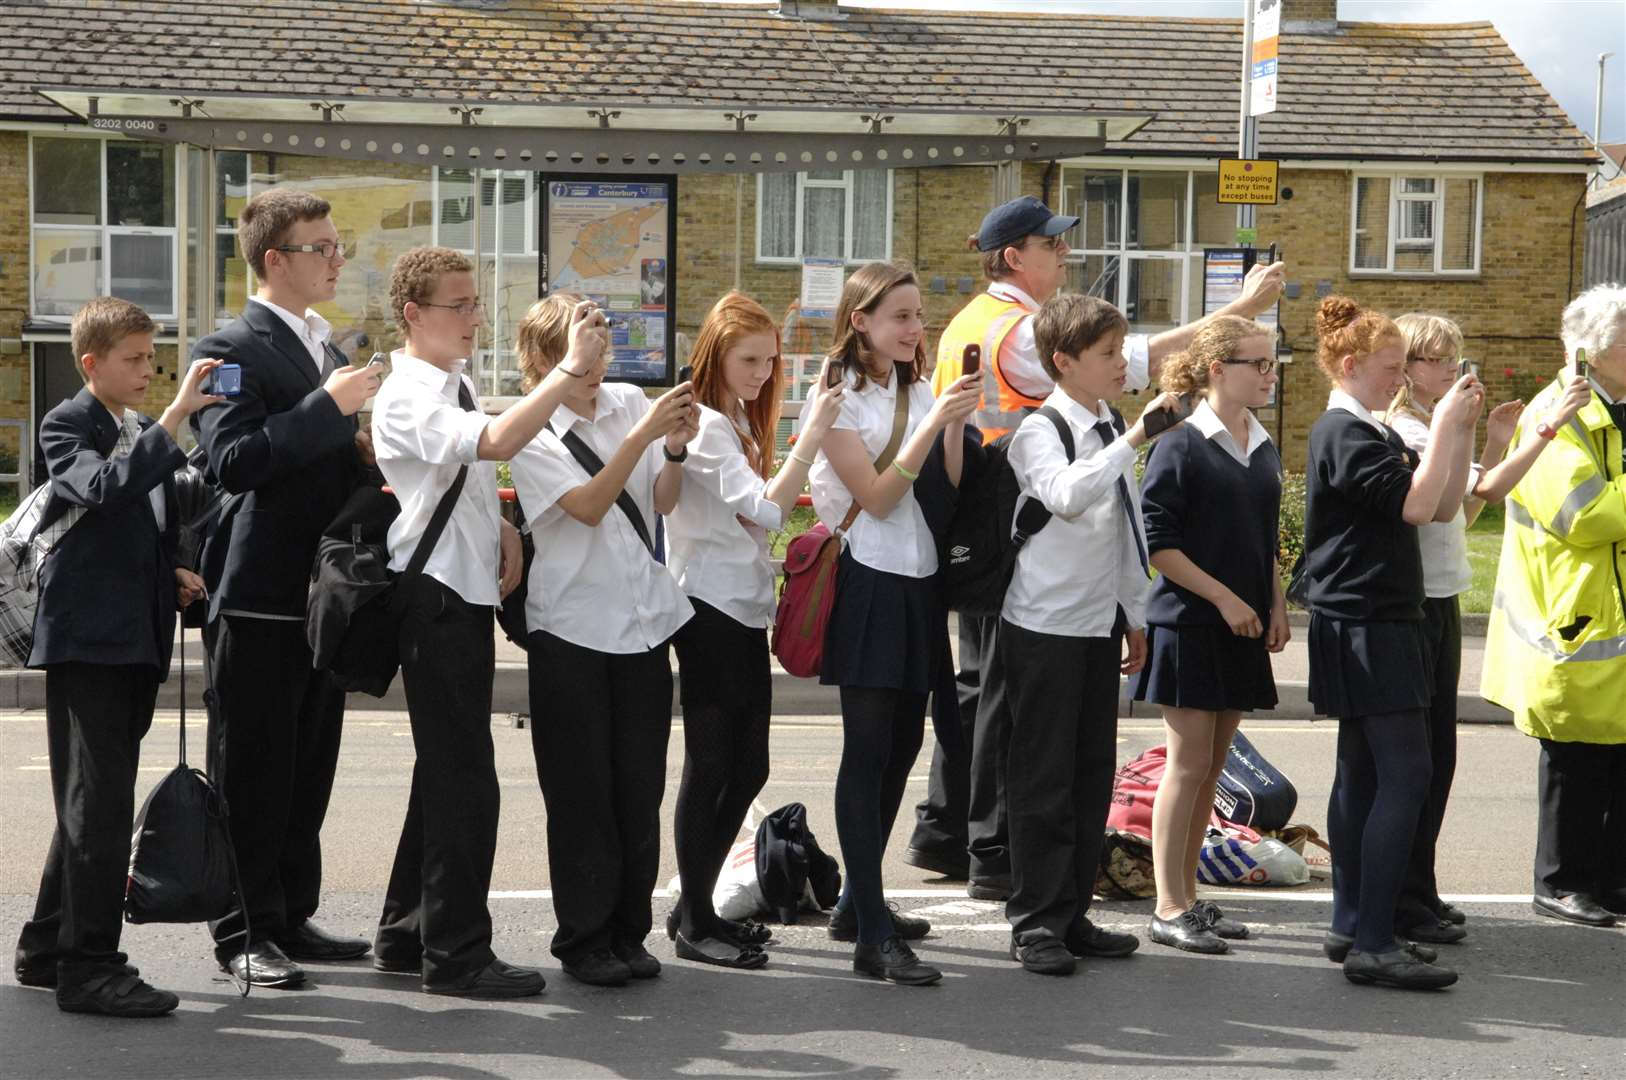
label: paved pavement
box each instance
[2,706,1621,1078]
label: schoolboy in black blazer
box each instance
[189,188,382,987]
[14,297,220,1017]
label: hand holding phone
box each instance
[962,343,981,378]
[205,362,243,397]
[677,364,694,386]
[1575,347,1589,380]
[1140,391,1194,440]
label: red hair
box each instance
[688,292,785,479]
[1315,295,1403,383]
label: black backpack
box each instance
[943,406,1074,617]
[754,802,842,924]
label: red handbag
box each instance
[771,381,910,678]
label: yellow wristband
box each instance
[891,459,919,482]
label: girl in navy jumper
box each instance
[1132,315,1286,955]
[1304,296,1482,991]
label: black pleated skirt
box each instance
[1307,613,1434,719]
[820,549,939,694]
[1131,622,1279,712]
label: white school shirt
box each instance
[371,350,501,607]
[809,365,938,579]
[509,381,693,653]
[1185,397,1273,467]
[1002,388,1150,636]
[248,296,331,377]
[984,281,1152,399]
[1327,388,1390,435]
[665,403,785,629]
[1388,407,1476,599]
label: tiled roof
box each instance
[0,0,1596,163]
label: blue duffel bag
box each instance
[1212,729,1297,832]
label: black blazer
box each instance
[29,387,186,674]
[192,301,363,620]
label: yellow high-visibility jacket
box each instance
[1482,379,1626,744]
[932,291,1043,444]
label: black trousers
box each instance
[529,630,672,962]
[1534,738,1626,899]
[375,577,500,984]
[965,616,1013,882]
[1000,621,1121,944]
[205,613,347,960]
[908,614,996,871]
[671,600,772,936]
[1396,595,1462,930]
[16,663,159,987]
[1327,710,1431,953]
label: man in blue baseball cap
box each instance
[907,193,1286,901]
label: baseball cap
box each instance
[975,196,1079,252]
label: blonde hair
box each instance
[1315,295,1403,385]
[515,292,583,390]
[71,297,155,379]
[1158,314,1275,396]
[1387,312,1465,419]
[827,261,926,391]
[688,292,784,479]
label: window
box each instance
[1350,172,1480,275]
[31,136,178,319]
[756,170,892,263]
[1057,167,1208,334]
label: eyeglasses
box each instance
[1026,235,1067,252]
[1407,352,1457,367]
[273,241,347,261]
[418,300,486,318]
[1223,356,1277,375]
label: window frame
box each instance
[28,132,181,323]
[1348,170,1482,277]
[754,169,894,265]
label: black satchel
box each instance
[125,628,251,995]
[306,467,468,696]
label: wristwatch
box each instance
[1535,420,1557,441]
[663,445,689,463]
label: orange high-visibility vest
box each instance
[932,290,1045,444]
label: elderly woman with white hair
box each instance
[1482,282,1626,929]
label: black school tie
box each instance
[457,380,477,412]
[1092,417,1150,577]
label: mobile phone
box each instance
[1457,357,1479,380]
[677,364,693,385]
[962,343,981,377]
[366,352,386,368]
[1575,347,1589,380]
[827,360,844,389]
[206,362,242,397]
[1141,391,1194,439]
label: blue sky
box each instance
[721,0,1626,143]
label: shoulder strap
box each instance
[399,465,469,589]
[1035,405,1076,462]
[558,429,657,559]
[837,377,913,534]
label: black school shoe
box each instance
[1532,893,1618,927]
[424,958,545,999]
[902,845,970,881]
[1192,899,1251,940]
[561,948,632,987]
[56,970,179,1018]
[852,936,941,986]
[1324,932,1436,965]
[1065,918,1139,958]
[1400,917,1468,945]
[1009,937,1076,975]
[1439,901,1468,925]
[611,940,662,979]
[1149,911,1229,955]
[1342,947,1458,990]
[828,902,930,943]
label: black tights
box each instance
[834,686,927,945]
[1327,710,1432,953]
[671,601,772,939]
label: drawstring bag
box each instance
[125,626,251,996]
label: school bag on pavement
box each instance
[772,385,909,678]
[942,406,1075,618]
[1213,729,1298,832]
[125,627,251,995]
[755,802,843,924]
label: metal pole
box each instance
[1237,0,1257,247]
[1597,53,1613,150]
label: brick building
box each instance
[0,0,1598,482]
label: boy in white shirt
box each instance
[370,247,607,998]
[996,293,1186,976]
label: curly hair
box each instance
[1315,295,1403,384]
[389,246,474,335]
[1158,315,1276,396]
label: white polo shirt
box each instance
[509,381,693,654]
